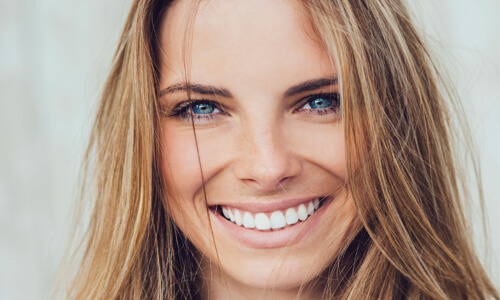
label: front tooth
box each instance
[307,201,314,215]
[222,207,230,219]
[227,209,235,222]
[234,209,243,226]
[270,211,287,229]
[285,208,298,225]
[314,198,320,209]
[255,213,271,230]
[297,204,308,221]
[243,212,255,228]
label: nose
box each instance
[233,117,302,191]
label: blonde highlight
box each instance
[55,0,499,299]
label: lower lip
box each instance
[209,199,333,249]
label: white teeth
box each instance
[227,209,235,222]
[221,198,323,230]
[270,211,287,229]
[243,212,255,228]
[255,213,271,230]
[222,207,230,219]
[285,208,298,225]
[314,198,320,209]
[297,204,308,221]
[307,201,314,215]
[234,209,243,226]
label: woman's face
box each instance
[158,0,360,295]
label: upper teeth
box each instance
[221,198,321,231]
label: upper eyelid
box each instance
[301,92,339,100]
[295,92,340,107]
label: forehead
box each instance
[158,0,334,93]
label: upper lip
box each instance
[210,196,325,213]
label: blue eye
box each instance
[298,93,340,114]
[309,97,332,109]
[168,100,224,123]
[192,103,214,114]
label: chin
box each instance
[204,196,360,292]
[231,260,329,290]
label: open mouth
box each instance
[211,197,329,231]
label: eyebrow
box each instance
[158,83,233,98]
[284,77,338,97]
[157,77,338,98]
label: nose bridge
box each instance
[249,118,281,161]
[235,113,301,190]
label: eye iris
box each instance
[310,97,332,109]
[192,103,213,114]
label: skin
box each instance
[157,0,360,299]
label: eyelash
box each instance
[295,92,340,115]
[168,99,225,122]
[168,93,340,122]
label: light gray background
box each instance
[0,0,498,299]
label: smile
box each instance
[217,198,324,230]
[210,196,332,248]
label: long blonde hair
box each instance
[56,0,499,299]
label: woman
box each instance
[58,0,499,299]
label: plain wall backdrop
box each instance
[0,0,498,298]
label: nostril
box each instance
[275,176,292,188]
[233,131,302,191]
[241,175,293,191]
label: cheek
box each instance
[289,121,347,180]
[158,126,211,242]
[161,125,238,195]
[160,129,202,198]
[159,125,233,221]
[159,127,212,245]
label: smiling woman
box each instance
[157,2,356,297]
[56,0,499,299]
